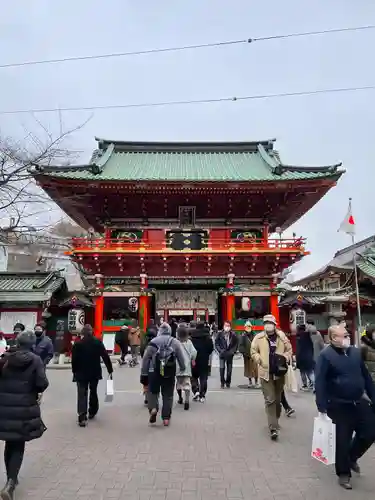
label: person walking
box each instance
[115,325,129,366]
[140,322,185,426]
[251,314,292,440]
[176,325,197,410]
[169,318,178,338]
[296,324,315,391]
[190,322,214,402]
[0,333,7,356]
[361,324,375,382]
[71,324,113,427]
[315,324,375,490]
[215,321,239,389]
[239,321,260,388]
[33,323,54,367]
[128,320,141,366]
[0,330,49,499]
[140,321,158,405]
[307,320,325,365]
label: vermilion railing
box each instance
[70,237,306,252]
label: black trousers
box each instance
[328,399,375,477]
[4,441,25,482]
[77,380,99,420]
[281,390,291,411]
[116,341,127,362]
[219,357,233,386]
[192,373,208,397]
[148,375,175,419]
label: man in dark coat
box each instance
[190,322,214,402]
[215,321,239,389]
[33,323,54,367]
[296,324,315,391]
[71,324,113,427]
[115,324,129,365]
[0,330,49,499]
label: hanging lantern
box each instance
[128,297,139,312]
[241,297,251,311]
[68,308,85,333]
[289,308,306,333]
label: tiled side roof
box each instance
[0,272,65,293]
[31,139,343,183]
[358,247,375,278]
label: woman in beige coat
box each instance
[251,314,292,440]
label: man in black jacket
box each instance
[215,321,239,389]
[315,324,375,490]
[115,325,129,365]
[71,324,113,427]
[190,322,214,402]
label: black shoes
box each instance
[270,429,279,441]
[184,401,190,411]
[350,461,361,474]
[0,479,16,500]
[149,409,157,424]
[338,476,352,490]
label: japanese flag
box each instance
[338,199,355,235]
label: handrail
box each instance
[71,237,306,252]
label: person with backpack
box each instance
[115,325,129,366]
[176,325,197,410]
[140,322,185,426]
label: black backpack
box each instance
[150,337,176,377]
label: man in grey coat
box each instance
[307,321,325,364]
[140,322,185,426]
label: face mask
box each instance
[264,324,275,334]
[35,330,43,337]
[224,326,230,332]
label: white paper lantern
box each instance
[289,308,306,333]
[128,297,139,313]
[68,309,85,333]
[241,297,251,311]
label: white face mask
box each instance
[342,337,351,348]
[264,324,275,334]
[224,326,230,332]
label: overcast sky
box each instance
[1,0,375,279]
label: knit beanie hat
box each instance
[16,330,36,349]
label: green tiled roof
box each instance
[0,272,66,303]
[358,247,375,278]
[32,139,343,183]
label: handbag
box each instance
[105,374,114,403]
[311,414,336,465]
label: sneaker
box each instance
[350,461,361,474]
[338,476,352,490]
[221,384,225,389]
[301,386,309,392]
[163,419,170,427]
[200,397,206,403]
[78,419,87,427]
[184,402,190,411]
[149,409,157,424]
[226,383,231,389]
[88,413,96,420]
[270,429,279,441]
[255,383,261,389]
[285,408,296,417]
[193,392,200,401]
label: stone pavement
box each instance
[2,366,375,500]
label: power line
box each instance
[1,25,374,69]
[1,84,374,115]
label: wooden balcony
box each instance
[69,237,307,255]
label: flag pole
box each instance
[351,234,362,346]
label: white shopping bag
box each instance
[285,365,298,393]
[105,376,114,403]
[311,415,336,465]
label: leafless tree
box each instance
[0,118,89,239]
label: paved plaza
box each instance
[2,365,375,500]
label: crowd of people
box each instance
[1,317,375,495]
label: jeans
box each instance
[4,441,25,482]
[147,376,175,419]
[192,373,208,397]
[260,377,285,430]
[219,357,234,387]
[301,370,315,388]
[328,399,375,477]
[77,380,99,421]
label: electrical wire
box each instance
[1,84,374,115]
[0,25,374,69]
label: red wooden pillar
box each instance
[270,279,280,327]
[94,274,104,339]
[104,227,111,247]
[226,273,235,323]
[139,274,149,332]
[263,221,269,246]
